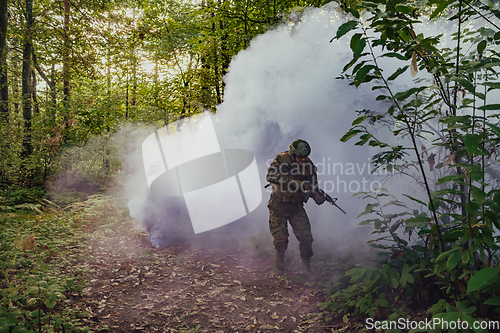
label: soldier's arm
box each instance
[309,162,325,205]
[266,156,284,184]
[310,163,319,189]
[266,155,296,186]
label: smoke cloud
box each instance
[126,2,500,255]
[213,4,386,251]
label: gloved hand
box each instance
[288,180,310,192]
[301,181,311,191]
[312,192,326,205]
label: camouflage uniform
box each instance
[266,150,323,265]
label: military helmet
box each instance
[289,139,311,157]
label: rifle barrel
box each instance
[332,202,347,214]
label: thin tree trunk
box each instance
[244,0,249,48]
[199,1,212,108]
[154,58,158,84]
[107,21,111,95]
[105,18,111,176]
[0,56,7,121]
[33,50,56,113]
[13,78,18,113]
[451,0,468,220]
[62,0,70,103]
[219,0,229,99]
[22,0,33,158]
[50,63,56,116]
[131,11,137,108]
[212,6,221,104]
[132,59,136,107]
[31,68,39,114]
[0,0,8,122]
[125,68,129,118]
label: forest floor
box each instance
[78,221,356,332]
[0,194,369,332]
[69,196,366,333]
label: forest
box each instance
[1,0,500,331]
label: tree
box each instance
[62,0,70,103]
[0,0,8,122]
[22,0,33,158]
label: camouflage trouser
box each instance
[268,201,313,260]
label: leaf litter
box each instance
[68,195,339,332]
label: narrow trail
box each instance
[74,216,347,332]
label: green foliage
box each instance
[329,0,500,327]
[0,209,91,332]
[0,194,129,332]
[1,0,332,194]
[320,191,425,325]
[0,185,44,207]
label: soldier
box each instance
[266,139,325,273]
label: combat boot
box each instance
[275,249,285,271]
[302,257,315,280]
[302,257,311,272]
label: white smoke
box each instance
[126,2,500,253]
[213,4,387,250]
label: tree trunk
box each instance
[107,21,111,95]
[219,0,229,99]
[105,17,111,176]
[154,58,158,84]
[31,68,39,114]
[22,0,33,158]
[0,0,8,122]
[50,63,56,116]
[0,57,7,122]
[125,69,129,118]
[132,59,137,107]
[33,50,56,116]
[62,0,70,103]
[244,0,249,48]
[13,78,18,113]
[211,4,221,104]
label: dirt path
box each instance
[74,216,344,333]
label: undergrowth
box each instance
[318,0,500,331]
[0,194,128,332]
[0,185,45,207]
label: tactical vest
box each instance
[273,152,315,204]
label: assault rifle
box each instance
[304,187,347,214]
[265,162,347,214]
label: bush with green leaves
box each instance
[321,0,500,329]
